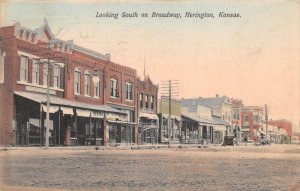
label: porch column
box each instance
[103,114,108,146]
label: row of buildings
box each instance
[0,20,298,146]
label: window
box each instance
[145,94,149,109]
[110,78,118,97]
[20,56,28,82]
[43,63,49,86]
[150,95,154,110]
[32,59,39,84]
[84,71,91,96]
[53,65,60,88]
[125,82,133,100]
[244,115,249,125]
[74,69,81,94]
[94,80,100,97]
[254,112,260,123]
[139,93,143,108]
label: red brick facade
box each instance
[268,119,292,137]
[240,106,263,141]
[0,21,157,146]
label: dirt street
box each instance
[0,145,300,191]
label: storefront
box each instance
[14,91,127,146]
[158,114,181,143]
[138,112,158,144]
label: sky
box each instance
[0,0,299,127]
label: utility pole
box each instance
[168,80,171,146]
[45,55,50,148]
[160,80,179,146]
[35,42,65,148]
[265,104,268,142]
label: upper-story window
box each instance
[145,94,149,109]
[110,78,119,98]
[244,115,249,125]
[20,56,28,82]
[139,93,144,108]
[125,82,133,100]
[74,68,81,94]
[84,71,91,96]
[53,65,60,88]
[43,63,49,86]
[32,59,39,84]
[150,95,154,110]
[253,112,260,123]
[94,80,100,97]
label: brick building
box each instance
[136,76,159,144]
[0,20,157,146]
[230,98,243,142]
[267,119,293,143]
[240,106,263,141]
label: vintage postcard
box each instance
[0,0,299,190]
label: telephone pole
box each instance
[265,104,268,142]
[160,80,179,146]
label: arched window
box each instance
[110,78,119,98]
[74,67,81,94]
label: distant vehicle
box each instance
[222,136,234,146]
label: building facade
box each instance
[230,98,243,142]
[0,20,156,146]
[240,106,263,141]
[136,76,159,144]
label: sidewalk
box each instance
[0,143,218,151]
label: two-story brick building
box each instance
[240,106,263,141]
[0,20,156,146]
[136,76,159,144]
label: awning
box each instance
[139,112,158,120]
[60,106,73,115]
[106,113,121,121]
[213,125,226,131]
[181,113,218,126]
[14,91,127,115]
[91,111,104,119]
[142,125,158,131]
[42,105,59,113]
[162,114,181,120]
[29,118,53,130]
[76,109,90,117]
[29,118,40,127]
[107,120,136,125]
